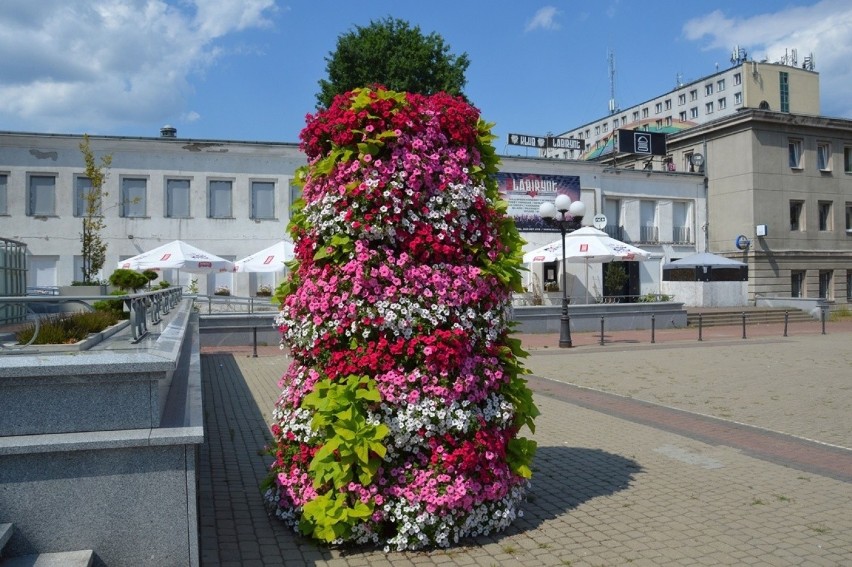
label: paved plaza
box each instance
[198,320,852,566]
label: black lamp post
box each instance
[539,195,586,348]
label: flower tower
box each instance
[265,87,538,550]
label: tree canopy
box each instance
[316,17,470,109]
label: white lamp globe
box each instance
[568,200,586,219]
[539,201,557,219]
[554,193,572,212]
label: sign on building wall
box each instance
[507,133,547,148]
[496,172,581,232]
[616,129,667,155]
[507,133,586,152]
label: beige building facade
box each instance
[644,109,852,304]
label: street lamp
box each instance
[539,194,586,348]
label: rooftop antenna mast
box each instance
[608,49,618,115]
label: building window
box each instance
[613,118,619,128]
[655,119,663,129]
[817,143,831,171]
[678,93,686,105]
[665,116,672,127]
[642,108,649,118]
[73,176,103,218]
[717,79,726,92]
[734,92,743,105]
[819,270,832,299]
[788,139,803,169]
[690,107,699,119]
[705,83,714,96]
[705,102,714,114]
[847,270,852,302]
[640,200,657,242]
[846,203,852,231]
[632,111,639,122]
[289,180,302,219]
[251,181,275,219]
[621,115,627,125]
[595,125,601,136]
[208,180,233,218]
[718,97,727,110]
[655,102,663,114]
[818,201,832,231]
[791,270,804,298]
[790,200,804,231]
[0,173,7,215]
[602,123,608,133]
[845,147,852,172]
[120,177,147,218]
[734,72,742,85]
[689,89,698,101]
[672,201,691,243]
[665,99,672,110]
[585,129,591,138]
[679,111,687,122]
[780,71,790,113]
[28,175,56,216]
[166,178,191,218]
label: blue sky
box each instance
[2,0,851,155]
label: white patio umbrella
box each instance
[233,241,296,272]
[117,240,234,273]
[524,227,650,302]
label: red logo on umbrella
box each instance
[198,262,212,268]
[580,244,588,252]
[263,255,275,265]
[160,253,171,261]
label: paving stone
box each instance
[198,328,852,566]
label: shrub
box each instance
[93,290,129,319]
[214,286,231,296]
[109,269,149,292]
[256,284,273,296]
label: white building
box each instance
[0,130,305,297]
[545,55,820,169]
[1,130,706,302]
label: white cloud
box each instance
[682,0,852,118]
[525,6,561,32]
[0,0,276,133]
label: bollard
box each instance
[742,311,747,339]
[651,314,656,344]
[784,311,788,337]
[600,316,605,345]
[821,307,827,335]
[252,327,258,358]
[698,313,703,341]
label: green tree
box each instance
[316,17,469,108]
[79,134,112,284]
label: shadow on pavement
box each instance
[505,446,642,535]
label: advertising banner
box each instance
[496,172,581,232]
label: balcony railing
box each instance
[604,225,624,240]
[639,225,659,243]
[672,226,692,244]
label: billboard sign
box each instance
[496,172,581,232]
[616,129,667,156]
[507,133,547,148]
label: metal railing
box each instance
[639,225,659,243]
[194,294,280,314]
[0,287,183,351]
[672,226,692,244]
